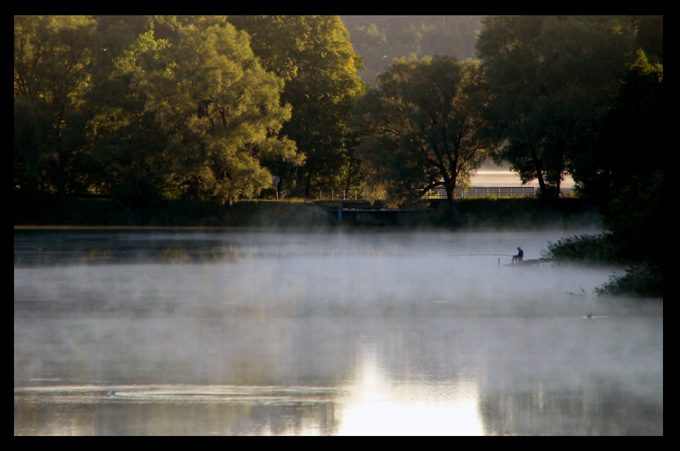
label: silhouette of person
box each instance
[512,247,524,263]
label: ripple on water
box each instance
[14,384,347,406]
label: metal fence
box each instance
[318,188,366,200]
[432,186,536,199]
[318,186,536,200]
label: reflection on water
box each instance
[14,229,663,435]
[338,340,484,435]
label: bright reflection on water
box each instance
[14,228,663,435]
[338,340,484,435]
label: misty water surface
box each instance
[14,228,662,435]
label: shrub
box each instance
[595,263,663,298]
[544,233,621,263]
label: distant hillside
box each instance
[341,15,483,85]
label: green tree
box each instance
[571,50,663,209]
[14,15,97,210]
[83,16,231,203]
[229,15,366,198]
[126,21,300,203]
[82,21,171,207]
[351,55,500,216]
[476,16,635,199]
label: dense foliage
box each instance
[476,16,637,199]
[350,56,501,213]
[14,15,363,207]
[229,16,367,198]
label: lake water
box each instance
[14,228,663,435]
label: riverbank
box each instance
[14,195,601,230]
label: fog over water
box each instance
[14,228,662,435]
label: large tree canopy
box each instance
[351,55,500,214]
[228,15,367,198]
[14,15,304,208]
[476,16,636,199]
[14,15,97,210]
[127,23,300,202]
[570,49,663,208]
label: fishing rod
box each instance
[447,253,515,257]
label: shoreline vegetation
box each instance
[13,195,662,299]
[544,234,663,299]
[15,195,600,229]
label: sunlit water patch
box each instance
[337,340,484,435]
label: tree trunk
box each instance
[444,169,458,221]
[301,159,316,199]
[49,157,71,213]
[293,168,304,198]
[445,184,457,221]
[529,144,549,198]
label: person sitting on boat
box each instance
[512,247,524,263]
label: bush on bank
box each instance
[544,232,662,298]
[595,263,663,298]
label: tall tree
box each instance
[571,50,663,209]
[82,20,171,208]
[351,55,500,216]
[14,15,97,210]
[229,15,366,198]
[126,21,300,203]
[476,16,635,199]
[83,16,234,205]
